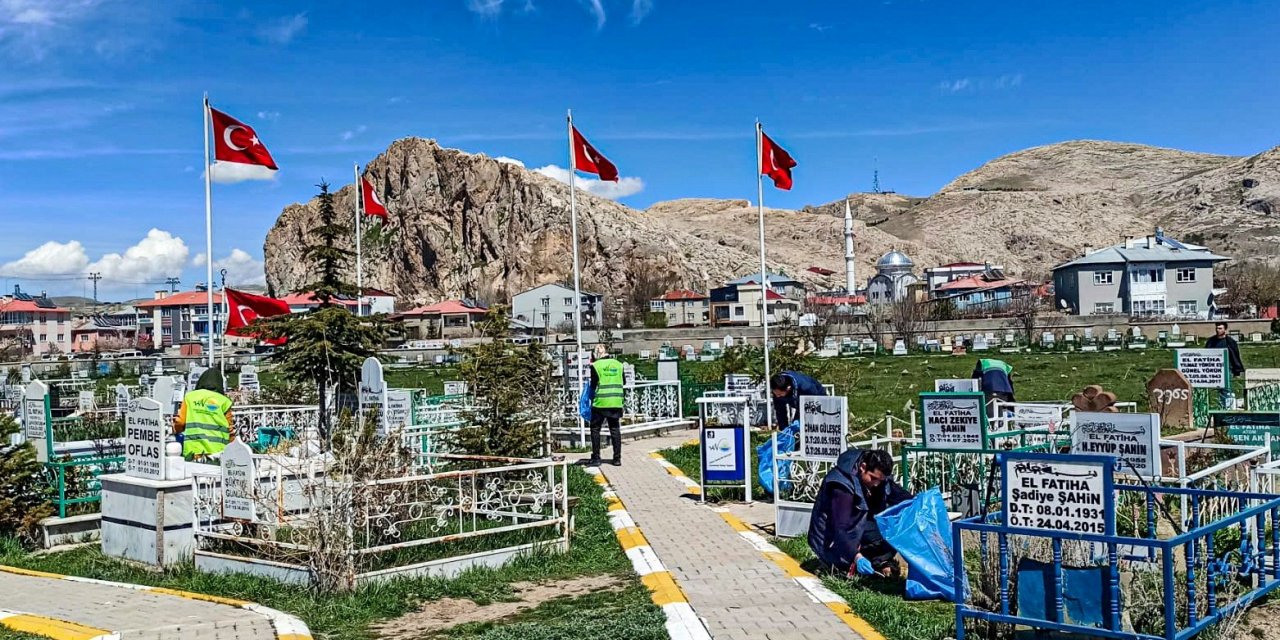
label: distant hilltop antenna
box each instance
[872,157,881,194]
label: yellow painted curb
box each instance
[0,566,63,579]
[826,602,888,640]
[616,527,649,551]
[648,452,664,459]
[640,571,687,606]
[717,512,750,532]
[665,466,686,477]
[763,552,808,578]
[278,635,312,640]
[150,587,250,607]
[0,612,110,640]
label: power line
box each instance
[165,277,181,293]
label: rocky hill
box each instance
[264,138,1280,306]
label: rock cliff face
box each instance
[264,138,1280,306]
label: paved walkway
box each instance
[595,434,863,640]
[0,568,303,640]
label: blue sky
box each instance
[1,0,1278,300]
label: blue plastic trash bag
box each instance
[757,420,800,494]
[578,383,592,421]
[876,488,961,601]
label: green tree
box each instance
[0,414,53,546]
[254,181,389,442]
[452,306,555,458]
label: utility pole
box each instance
[88,272,102,312]
[165,277,181,293]
[872,156,881,194]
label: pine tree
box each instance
[0,413,53,547]
[254,181,389,443]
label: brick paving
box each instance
[596,434,863,640]
[0,571,278,640]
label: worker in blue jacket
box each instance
[809,448,914,578]
[770,370,826,429]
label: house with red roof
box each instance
[934,273,1038,312]
[924,261,1003,296]
[0,286,71,356]
[134,289,228,350]
[397,299,489,339]
[648,289,709,327]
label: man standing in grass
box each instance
[1206,322,1245,409]
[809,448,914,578]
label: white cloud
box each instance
[0,229,188,284]
[256,12,307,45]
[208,161,277,184]
[87,229,189,282]
[938,78,971,93]
[630,0,653,24]
[257,110,280,121]
[213,249,266,286]
[0,239,90,277]
[494,156,525,167]
[581,0,605,28]
[0,0,173,62]
[534,164,643,200]
[340,124,368,141]
[808,22,832,32]
[938,74,1024,94]
[465,0,505,17]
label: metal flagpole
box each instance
[203,95,215,368]
[354,163,363,316]
[568,109,587,449]
[756,121,773,431]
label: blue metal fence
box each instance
[954,483,1280,640]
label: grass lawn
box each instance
[773,537,954,640]
[0,629,50,640]
[633,344,1280,430]
[0,466,662,640]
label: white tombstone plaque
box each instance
[385,390,412,432]
[359,357,387,430]
[78,390,96,411]
[115,383,131,416]
[1070,412,1160,478]
[152,376,180,418]
[22,381,49,462]
[238,365,260,397]
[1176,349,1230,388]
[443,381,468,396]
[124,397,167,480]
[220,440,256,521]
[934,379,979,393]
[799,396,847,462]
[187,366,208,391]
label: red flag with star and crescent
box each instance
[570,126,618,181]
[224,288,291,345]
[760,129,796,191]
[361,177,388,218]
[209,106,278,170]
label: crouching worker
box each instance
[809,448,913,578]
[174,369,234,462]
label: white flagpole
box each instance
[756,121,773,431]
[203,95,215,368]
[354,163,363,316]
[568,109,587,449]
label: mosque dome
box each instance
[876,250,914,270]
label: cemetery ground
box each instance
[0,466,669,640]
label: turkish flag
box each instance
[209,106,278,170]
[571,126,618,181]
[760,130,796,191]
[361,177,387,218]
[224,288,291,345]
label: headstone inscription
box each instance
[1070,411,1160,478]
[1146,369,1193,429]
[220,440,256,521]
[1176,349,1230,389]
[1210,411,1280,455]
[799,395,847,461]
[22,381,50,462]
[1003,453,1113,536]
[935,378,979,393]
[919,392,987,450]
[124,398,167,480]
[359,357,387,432]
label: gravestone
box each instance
[20,363,31,383]
[443,380,468,396]
[152,376,180,419]
[385,389,412,431]
[1146,369,1193,429]
[359,357,387,432]
[892,340,908,356]
[238,365,260,397]
[22,381,50,462]
[186,366,208,391]
[220,440,256,521]
[124,398,167,481]
[1072,385,1118,413]
[799,395,847,461]
[723,335,735,348]
[919,391,987,450]
[1176,349,1230,389]
[1071,412,1160,478]
[973,335,989,351]
[935,378,979,393]
[78,390,96,411]
[657,359,679,382]
[115,384,131,416]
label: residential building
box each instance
[649,289,709,327]
[397,300,489,339]
[511,284,602,333]
[71,315,141,353]
[934,274,1035,312]
[727,272,806,300]
[806,292,867,316]
[709,282,800,327]
[1051,229,1228,317]
[924,262,1004,296]
[865,250,920,304]
[0,287,71,356]
[134,289,226,350]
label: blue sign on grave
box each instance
[701,425,747,483]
